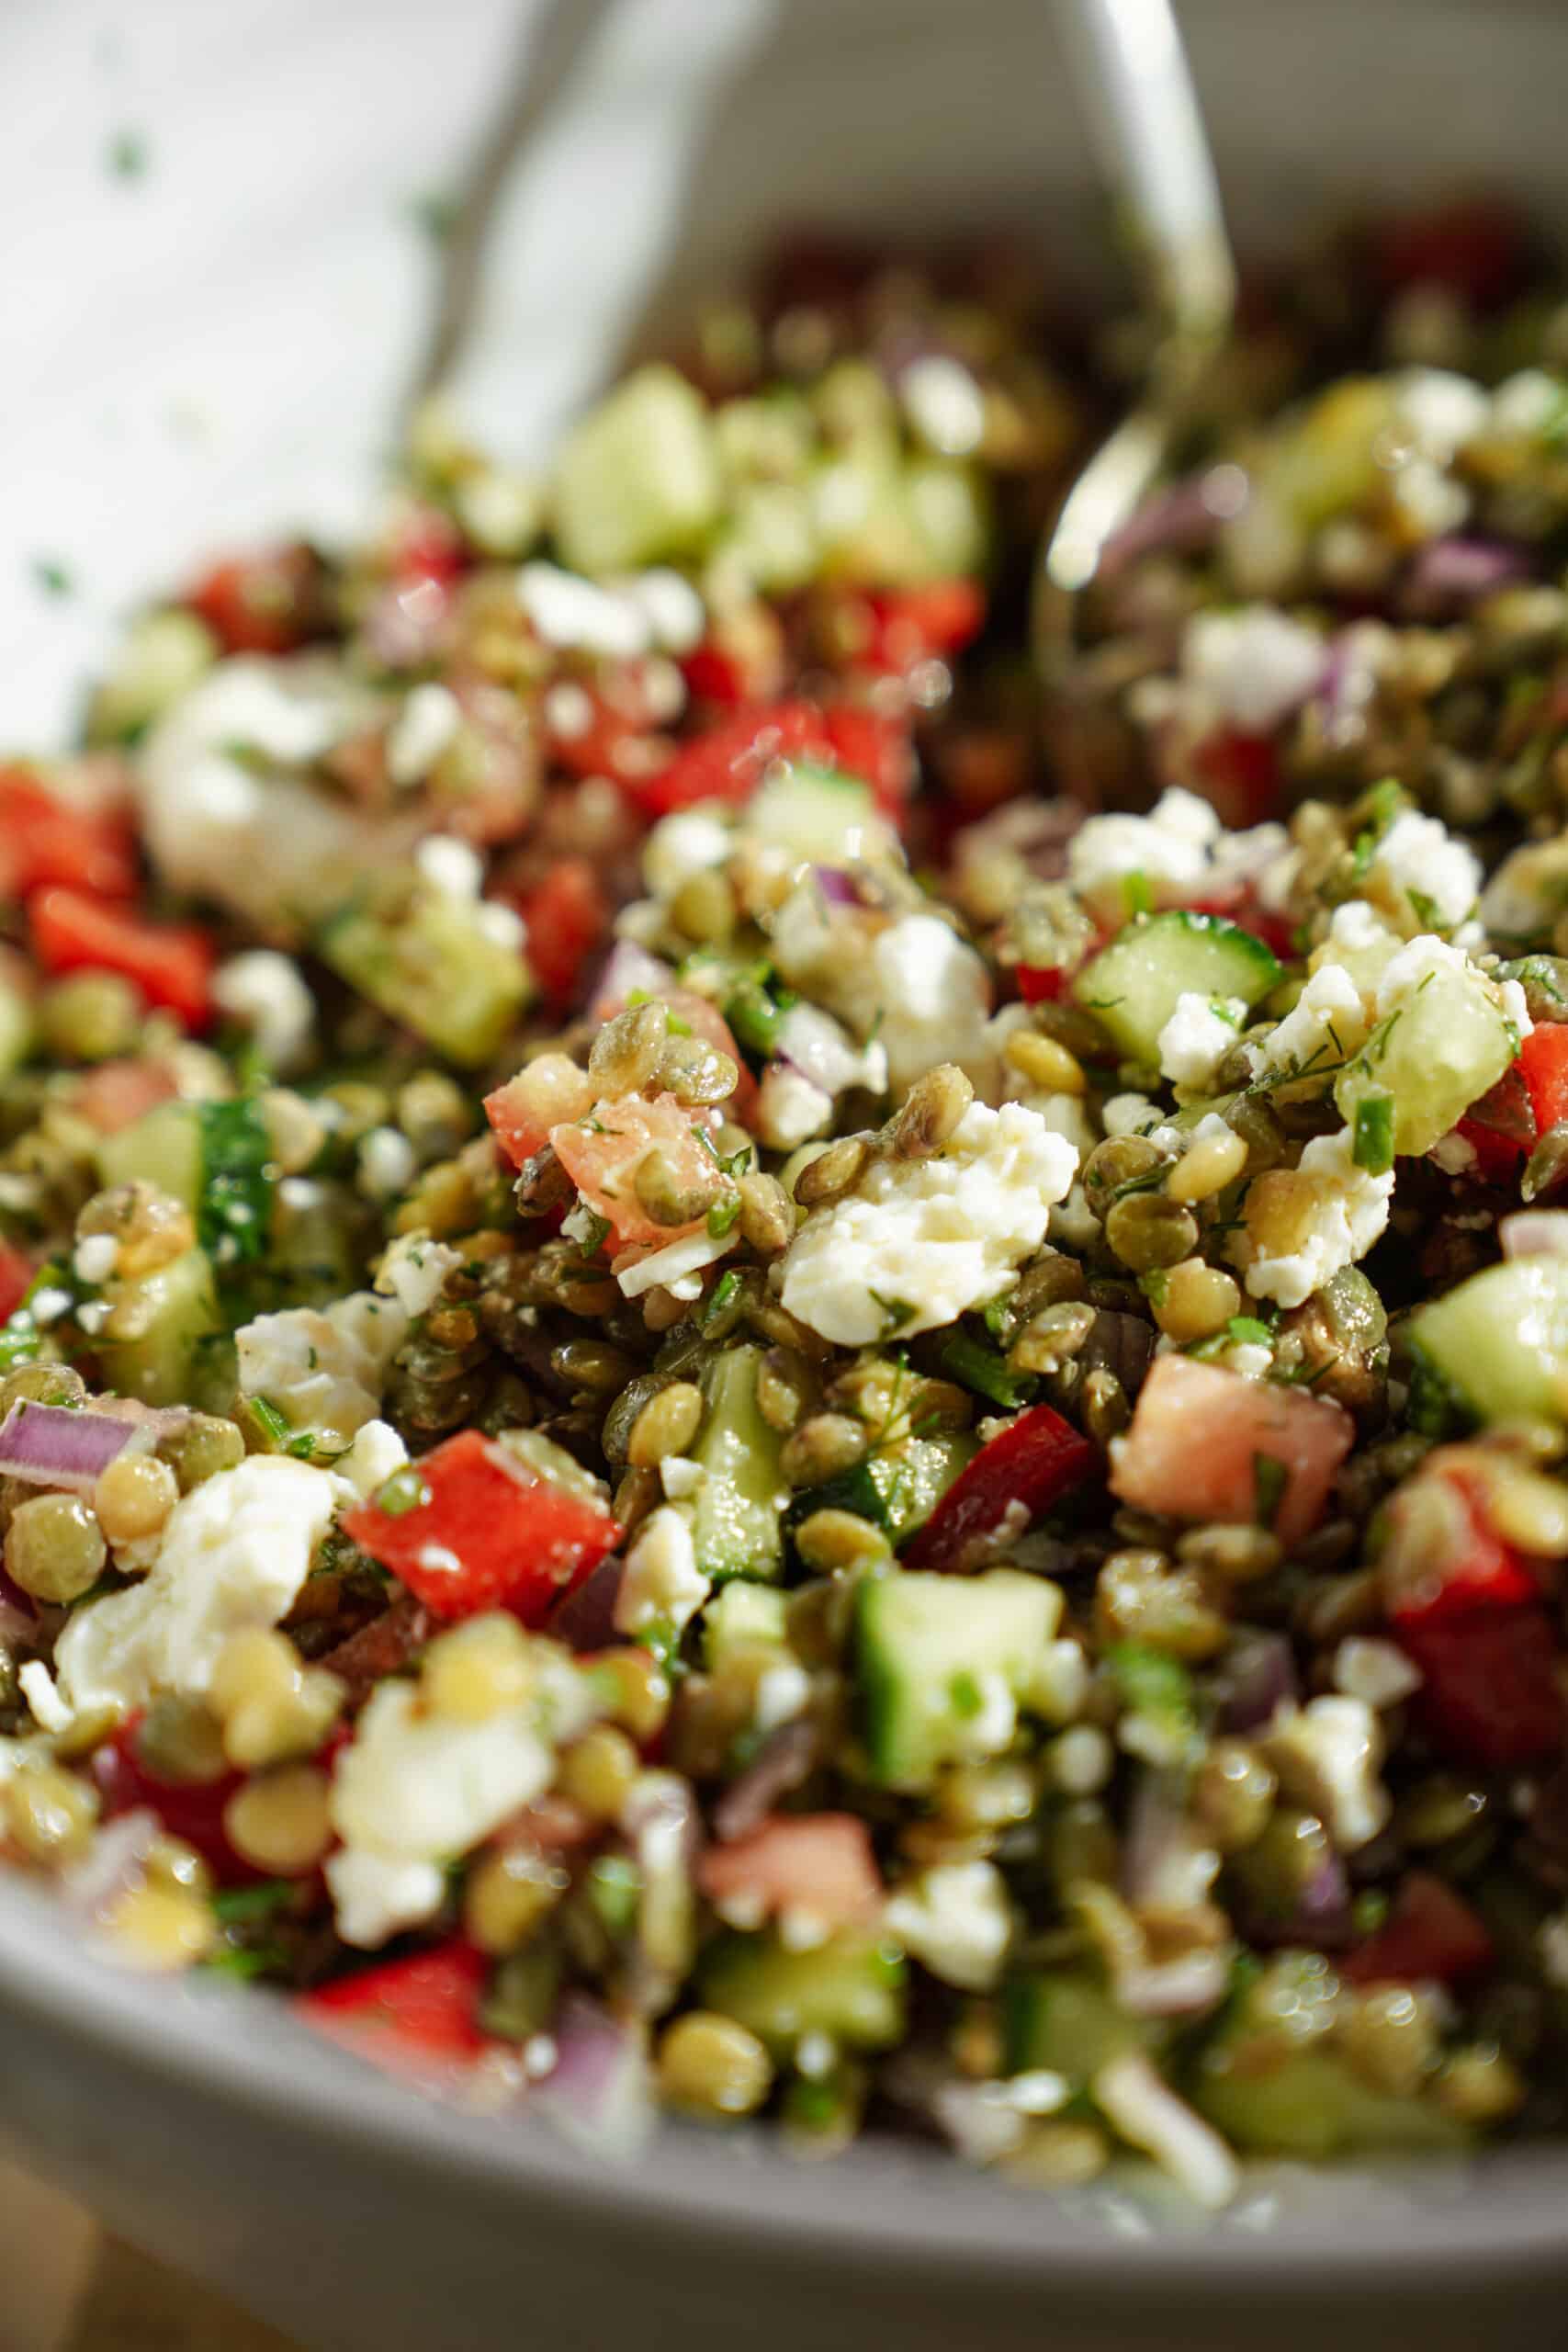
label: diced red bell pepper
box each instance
[1341,1871,1495,1989]
[515,856,610,1005]
[635,698,913,821]
[1385,1470,1539,1625]
[1454,1026,1568,1187]
[904,1402,1097,1572]
[0,770,137,899]
[0,1247,33,1325]
[681,605,787,708]
[342,1429,621,1626]
[1521,1023,1568,1136]
[1191,727,1282,830]
[186,542,323,656]
[1399,1605,1564,1770]
[297,1941,491,2065]
[862,579,987,673]
[90,1716,255,1886]
[543,662,672,785]
[28,888,215,1030]
[1375,198,1529,310]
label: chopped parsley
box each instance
[1352,1093,1396,1175]
[1252,1451,1288,1529]
[196,1098,275,1269]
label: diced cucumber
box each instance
[691,1344,787,1582]
[720,482,819,594]
[855,1566,1063,1792]
[320,888,532,1069]
[746,763,883,866]
[86,607,218,744]
[786,1432,976,1551]
[697,1929,907,2057]
[96,1246,223,1407]
[1406,1257,1568,1426]
[552,365,721,574]
[1074,912,1280,1067]
[1002,1970,1157,2084]
[702,1579,789,1668]
[903,458,990,583]
[1193,2045,1466,2160]
[1335,959,1518,1158]
[96,1101,203,1208]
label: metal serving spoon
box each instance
[1036,0,1236,707]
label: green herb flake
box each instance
[1122,871,1153,920]
[949,1670,984,1721]
[702,1268,742,1326]
[868,1289,917,1338]
[196,1098,275,1269]
[1227,1315,1274,1348]
[248,1396,291,1450]
[1352,1093,1396,1176]
[706,1191,742,1240]
[107,129,149,180]
[585,1853,642,1939]
[213,1881,298,1928]
[375,1465,433,1519]
[409,188,458,243]
[1252,1450,1288,1529]
[31,557,73,599]
[1103,1643,1194,1738]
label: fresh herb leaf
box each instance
[1252,1451,1288,1529]
[375,1465,433,1518]
[107,129,149,180]
[213,1881,298,1928]
[949,1670,984,1721]
[1122,871,1153,920]
[1352,1093,1396,1175]
[706,1190,742,1239]
[196,1098,274,1269]
[702,1268,742,1326]
[868,1289,917,1337]
[247,1396,290,1450]
[1227,1315,1275,1348]
[933,1328,1033,1411]
[31,556,73,598]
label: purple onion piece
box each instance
[0,1400,134,1494]
[545,1554,626,1653]
[713,1715,822,1844]
[536,1996,655,2160]
[1404,535,1532,613]
[808,865,862,907]
[1213,1631,1299,1735]
[589,939,676,1023]
[1238,1849,1355,1954]
[1099,465,1249,577]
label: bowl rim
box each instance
[4,1874,1568,2296]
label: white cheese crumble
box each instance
[899,356,987,455]
[1264,1696,1391,1851]
[1156,992,1247,1090]
[356,1125,418,1202]
[884,1860,1011,1991]
[516,561,650,659]
[1181,605,1325,733]
[613,1507,710,1636]
[414,832,484,900]
[770,900,991,1095]
[1068,787,1218,922]
[212,951,317,1073]
[72,1233,119,1286]
[1394,367,1490,461]
[1361,808,1482,934]
[1247,963,1369,1087]
[1332,1637,1424,1709]
[643,808,733,903]
[55,1456,344,1717]
[1229,1124,1394,1308]
[620,568,705,654]
[613,1226,737,1301]
[754,1063,832,1151]
[17,1660,71,1734]
[1093,2051,1239,2211]
[778,1101,1076,1345]
[386,683,462,786]
[374,1234,462,1318]
[235,1292,409,1445]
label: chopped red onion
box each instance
[1121,1770,1219,1913]
[1405,535,1531,613]
[1501,1210,1568,1261]
[545,1554,626,1652]
[713,1715,822,1843]
[808,865,862,907]
[536,1996,654,2160]
[0,1400,134,1495]
[1100,465,1249,576]
[1213,1630,1299,1734]
[589,940,676,1023]
[1236,1847,1354,1952]
[773,1001,869,1093]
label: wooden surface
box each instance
[0,2165,297,2352]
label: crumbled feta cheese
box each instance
[1047,1724,1113,1795]
[55,1456,344,1716]
[414,832,484,900]
[643,808,733,902]
[772,1002,888,1099]
[236,1292,409,1445]
[357,1125,418,1202]
[1492,368,1564,438]
[1101,1092,1164,1136]
[779,1101,1076,1345]
[475,899,527,951]
[543,680,595,740]
[28,1287,72,1326]
[1332,1637,1424,1709]
[884,1860,1011,1991]
[1373,930,1530,1041]
[1067,786,1218,922]
[1220,1340,1274,1382]
[387,682,462,786]
[1264,1696,1391,1851]
[1248,963,1369,1087]
[374,1235,462,1318]
[1394,367,1490,461]
[1230,1124,1393,1308]
[754,1662,812,1735]
[659,1454,705,1502]
[754,1063,833,1151]
[17,1660,71,1734]
[516,561,649,659]
[1361,808,1482,934]
[1156,992,1247,1090]
[72,1233,119,1286]
[859,914,993,1095]
[1325,897,1396,956]
[620,568,705,654]
[614,1507,710,1636]
[333,1419,408,1500]
[1181,605,1325,733]
[899,356,986,454]
[323,1850,447,1950]
[212,950,317,1072]
[1428,1129,1479,1176]
[1049,1182,1101,1253]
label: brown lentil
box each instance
[633,1146,720,1227]
[550,1338,638,1397]
[889,1063,974,1159]
[1337,1986,1440,2098]
[589,1002,667,1097]
[1096,1548,1229,1660]
[5,1492,107,1603]
[658,2013,773,2119]
[223,1765,333,1875]
[780,1412,867,1488]
[5,1761,99,1869]
[1104,1193,1199,1273]
[1003,1028,1088,1094]
[735,1171,795,1256]
[594,1647,671,1743]
[1166,1126,1248,1203]
[39,971,141,1062]
[794,1134,871,1207]
[135,1696,230,1783]
[209,1629,344,1769]
[1176,1522,1283,1583]
[465,1844,570,1955]
[93,1452,179,1548]
[1081,1135,1168,1216]
[671,866,739,944]
[107,1881,217,1972]
[423,1615,536,1723]
[1192,1739,1277,1851]
[658,1035,739,1106]
[1152,1259,1241,1343]
[794,1508,890,1572]
[557,1724,641,1820]
[1009,1300,1097,1376]
[626,1380,704,1466]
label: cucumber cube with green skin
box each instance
[320,890,532,1069]
[746,763,881,866]
[96,1100,203,1209]
[702,1579,789,1668]
[1336,959,1519,1159]
[1002,1970,1159,2084]
[697,1930,907,2058]
[855,1566,1063,1792]
[691,1344,787,1582]
[1407,1257,1568,1426]
[1193,2044,1467,2160]
[552,365,721,574]
[96,1246,223,1407]
[1073,911,1280,1068]
[786,1432,977,1551]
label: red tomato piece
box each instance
[544,662,672,786]
[1341,1871,1495,1990]
[0,770,137,899]
[904,1403,1097,1572]
[1398,1605,1564,1770]
[516,857,611,1006]
[1375,198,1529,310]
[635,698,913,822]
[0,1247,33,1325]
[483,1054,593,1173]
[821,704,915,818]
[1110,1354,1354,1550]
[341,1429,620,1626]
[1384,1469,1540,1627]
[698,1814,883,1928]
[186,542,322,656]
[71,1057,180,1136]
[1519,1023,1568,1137]
[298,1941,491,2064]
[1191,727,1281,830]
[863,579,987,672]
[388,503,467,590]
[90,1717,255,1886]
[29,889,215,1030]
[550,1092,718,1252]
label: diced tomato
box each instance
[342,1429,620,1626]
[1110,1355,1355,1550]
[862,579,987,673]
[697,1813,883,1928]
[388,503,467,591]
[0,1247,33,1324]
[1455,1113,1529,1186]
[1342,1871,1495,1990]
[681,605,787,708]
[550,1091,719,1252]
[90,1717,255,1886]
[821,704,915,818]
[1453,1026,1568,1189]
[71,1057,180,1136]
[635,698,913,822]
[516,857,610,1006]
[1399,1605,1564,1770]
[483,1053,594,1173]
[544,662,673,786]
[29,889,215,1031]
[186,542,323,656]
[0,770,137,899]
[1520,1023,1568,1136]
[1384,1467,1540,1626]
[905,1402,1097,1572]
[297,1941,491,2066]
[1375,198,1529,310]
[1191,728,1281,830]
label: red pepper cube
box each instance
[1341,1871,1495,1990]
[342,1430,620,1626]
[904,1402,1097,1572]
[28,888,215,1031]
[297,1940,491,2064]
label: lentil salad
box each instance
[3,202,1568,2205]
